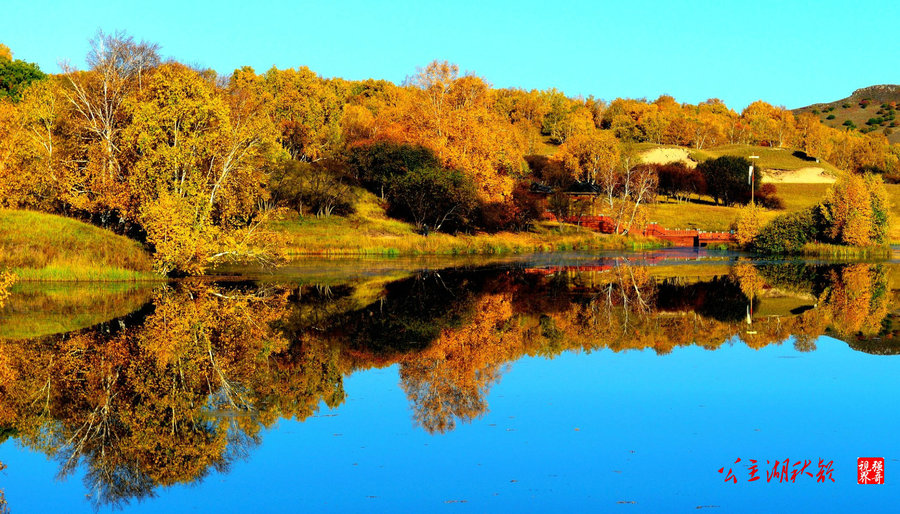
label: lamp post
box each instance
[749,155,760,205]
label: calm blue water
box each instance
[3,335,896,512]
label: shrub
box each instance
[752,207,822,254]
[826,114,836,120]
[384,166,478,234]
[756,183,784,209]
[480,182,545,232]
[270,160,356,217]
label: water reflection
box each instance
[0,259,897,507]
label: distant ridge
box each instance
[794,84,900,144]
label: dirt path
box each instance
[640,147,696,167]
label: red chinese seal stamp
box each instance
[858,458,884,484]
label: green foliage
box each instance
[348,141,440,196]
[385,166,478,234]
[0,57,46,101]
[826,114,836,120]
[752,207,822,254]
[697,155,757,206]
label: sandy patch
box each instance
[761,167,836,184]
[640,147,696,168]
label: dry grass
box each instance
[0,209,158,281]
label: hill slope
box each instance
[0,209,156,281]
[794,84,900,144]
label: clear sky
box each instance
[3,0,898,110]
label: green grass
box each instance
[691,144,842,175]
[272,188,662,255]
[0,209,158,281]
[771,183,830,210]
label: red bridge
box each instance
[543,214,736,247]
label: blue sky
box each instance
[3,0,898,110]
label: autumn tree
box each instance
[820,173,890,246]
[741,101,796,147]
[264,66,348,161]
[557,131,620,185]
[123,63,281,273]
[796,112,831,160]
[58,30,161,218]
[494,88,550,153]
[732,204,765,246]
[391,60,527,203]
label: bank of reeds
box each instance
[799,243,893,259]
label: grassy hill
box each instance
[691,144,841,176]
[637,142,842,179]
[793,84,900,144]
[0,209,157,281]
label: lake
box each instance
[1,249,898,512]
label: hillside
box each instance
[637,143,840,183]
[794,84,900,144]
[0,210,157,281]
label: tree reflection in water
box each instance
[0,261,896,507]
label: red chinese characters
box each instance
[718,458,835,483]
[858,458,885,485]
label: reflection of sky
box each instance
[2,336,897,512]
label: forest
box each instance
[1,32,899,275]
